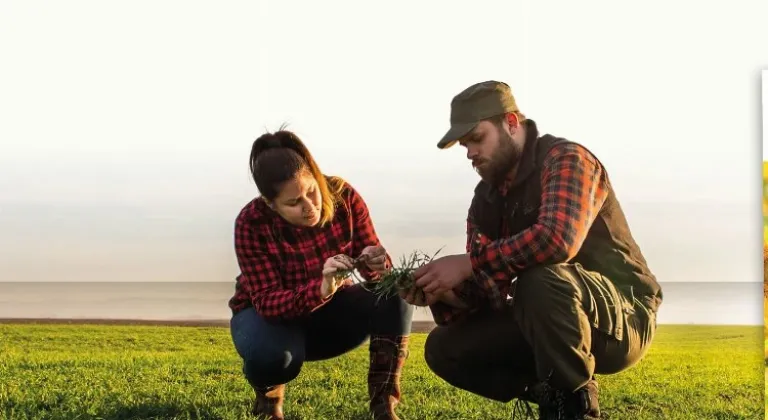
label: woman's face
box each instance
[269,171,322,227]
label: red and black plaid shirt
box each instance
[430,142,610,325]
[228,180,390,320]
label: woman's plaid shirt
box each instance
[228,181,389,320]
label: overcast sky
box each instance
[1,1,766,285]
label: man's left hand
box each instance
[398,287,438,307]
[413,253,472,295]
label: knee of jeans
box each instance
[424,327,456,378]
[242,342,305,384]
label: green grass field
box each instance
[0,323,762,420]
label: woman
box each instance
[228,127,414,420]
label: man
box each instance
[401,81,663,419]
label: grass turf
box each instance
[0,323,762,419]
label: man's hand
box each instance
[359,245,390,274]
[413,253,473,295]
[436,289,469,309]
[398,287,468,309]
[398,287,438,307]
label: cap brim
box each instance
[437,122,477,149]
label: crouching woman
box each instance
[227,128,413,420]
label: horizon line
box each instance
[0,318,759,328]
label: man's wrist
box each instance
[438,290,469,309]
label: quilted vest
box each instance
[468,120,663,311]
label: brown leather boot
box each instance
[367,335,409,420]
[251,384,285,420]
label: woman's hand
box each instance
[321,254,354,299]
[359,245,390,274]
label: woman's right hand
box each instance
[321,254,355,298]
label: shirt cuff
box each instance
[454,280,483,305]
[469,249,508,310]
[468,231,494,283]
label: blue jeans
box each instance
[230,284,413,389]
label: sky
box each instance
[1,1,767,286]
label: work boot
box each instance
[532,378,600,419]
[510,384,541,419]
[251,384,285,420]
[367,335,410,420]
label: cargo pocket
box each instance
[573,264,625,342]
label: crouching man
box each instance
[401,81,663,419]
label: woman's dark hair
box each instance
[249,125,345,226]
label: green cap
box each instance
[437,80,521,149]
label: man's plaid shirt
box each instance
[228,180,390,320]
[429,142,610,325]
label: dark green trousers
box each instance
[424,263,659,402]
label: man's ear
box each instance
[506,112,520,130]
[264,199,275,209]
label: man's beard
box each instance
[475,131,523,186]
